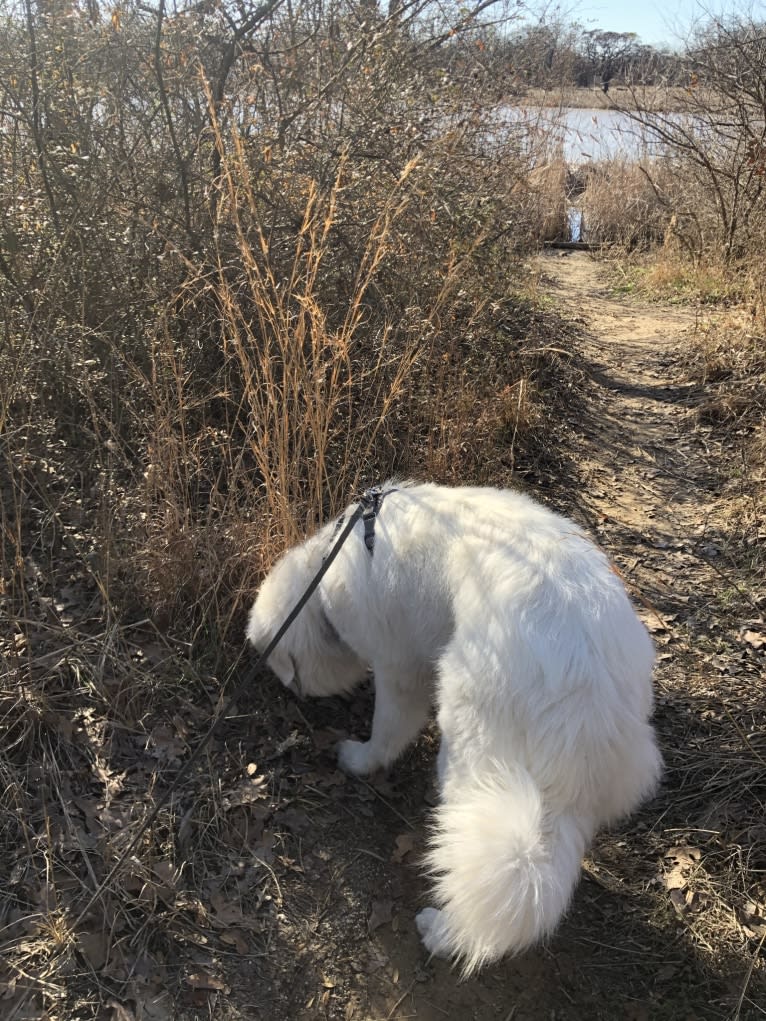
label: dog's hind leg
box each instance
[337,667,432,776]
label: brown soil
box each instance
[187,252,764,1021]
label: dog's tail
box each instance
[425,764,588,974]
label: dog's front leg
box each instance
[337,669,431,776]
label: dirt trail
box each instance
[229,253,765,1021]
[538,251,712,624]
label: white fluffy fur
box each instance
[246,481,662,973]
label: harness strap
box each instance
[361,486,386,553]
[323,485,394,562]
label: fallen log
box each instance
[543,240,600,251]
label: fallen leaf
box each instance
[171,713,191,739]
[43,711,73,743]
[736,901,766,938]
[78,930,109,969]
[151,861,179,888]
[741,628,765,651]
[222,775,268,811]
[662,845,702,893]
[223,771,267,812]
[209,890,245,926]
[665,845,702,866]
[145,725,186,764]
[669,887,688,913]
[364,946,389,973]
[208,899,259,933]
[391,833,417,864]
[685,890,711,914]
[129,984,173,1021]
[185,970,229,993]
[220,928,249,954]
[108,1002,135,1021]
[274,730,301,755]
[368,898,393,933]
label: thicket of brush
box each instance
[0,0,579,625]
[0,2,585,1015]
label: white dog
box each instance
[246,481,662,973]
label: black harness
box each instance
[359,485,390,553]
[324,484,395,561]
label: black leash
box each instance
[69,497,369,930]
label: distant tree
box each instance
[493,17,581,89]
[578,29,641,86]
[477,16,682,93]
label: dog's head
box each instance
[246,538,368,698]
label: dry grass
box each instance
[691,308,766,582]
[604,242,766,585]
[612,250,752,306]
[600,247,765,1017]
[514,157,569,243]
[521,85,703,113]
[575,158,674,250]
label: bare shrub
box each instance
[0,0,564,624]
[618,14,766,263]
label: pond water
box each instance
[507,106,667,164]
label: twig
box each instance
[723,706,766,768]
[385,978,418,1020]
[361,780,416,831]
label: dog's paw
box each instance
[337,739,374,776]
[415,907,451,958]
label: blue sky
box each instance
[567,0,764,48]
